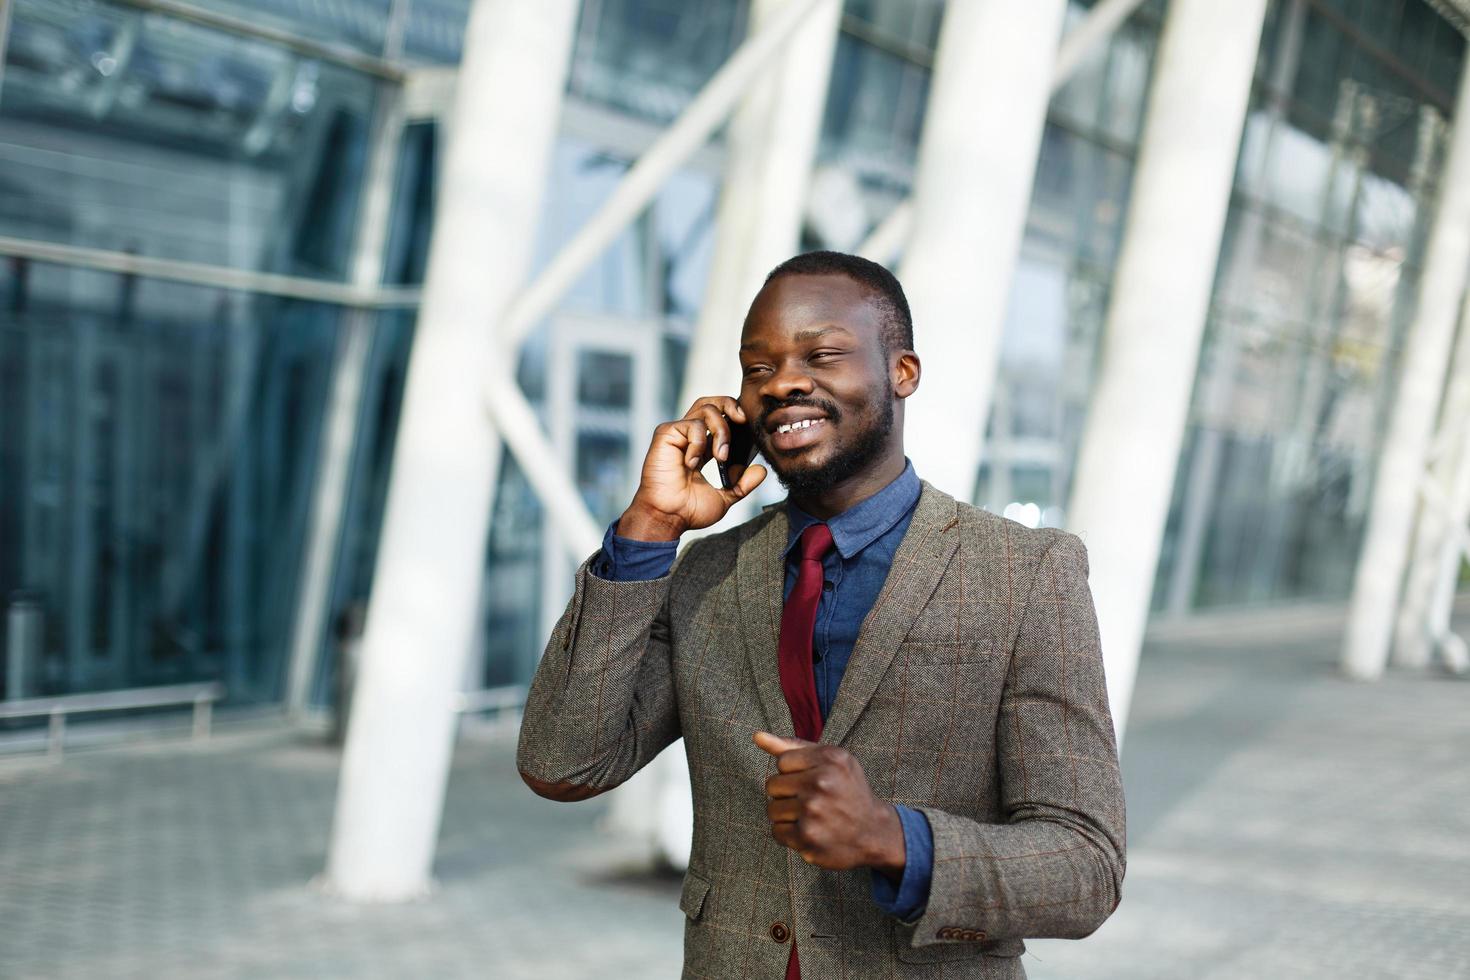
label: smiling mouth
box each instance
[767,417,828,452]
[774,418,825,435]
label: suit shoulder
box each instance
[950,500,1082,561]
[671,506,780,575]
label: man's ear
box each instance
[893,350,920,398]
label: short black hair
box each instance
[764,250,914,354]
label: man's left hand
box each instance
[753,730,906,880]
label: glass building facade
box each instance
[0,0,1464,713]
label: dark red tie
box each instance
[776,522,834,980]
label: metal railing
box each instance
[0,682,226,759]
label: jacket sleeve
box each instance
[515,544,690,798]
[909,531,1126,944]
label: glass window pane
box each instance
[577,350,634,409]
[567,0,747,125]
[1,0,380,279]
[0,260,342,701]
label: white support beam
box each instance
[856,0,1150,266]
[1396,287,1470,667]
[498,0,833,354]
[483,371,602,557]
[677,0,842,411]
[1424,439,1470,665]
[1343,56,1470,681]
[481,0,842,571]
[1052,0,1151,83]
[0,235,420,308]
[323,0,578,902]
[897,0,1069,505]
[1065,0,1269,739]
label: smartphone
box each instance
[717,416,759,491]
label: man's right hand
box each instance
[616,395,767,542]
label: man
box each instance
[517,251,1125,979]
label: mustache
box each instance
[756,395,842,433]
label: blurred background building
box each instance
[3,0,1470,923]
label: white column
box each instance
[676,0,842,411]
[1424,421,1470,665]
[1065,0,1268,739]
[1395,288,1470,667]
[1343,57,1470,681]
[323,0,578,901]
[897,0,1068,505]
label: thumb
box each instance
[721,463,767,504]
[753,730,812,756]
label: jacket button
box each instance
[770,922,789,944]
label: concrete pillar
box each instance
[1065,0,1269,739]
[1423,422,1470,665]
[676,0,842,411]
[1395,288,1470,667]
[897,0,1068,505]
[323,0,578,900]
[1343,57,1470,681]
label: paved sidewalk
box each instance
[1,609,1467,979]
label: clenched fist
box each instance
[616,395,767,542]
[753,730,906,882]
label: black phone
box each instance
[717,417,759,491]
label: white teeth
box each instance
[776,418,824,434]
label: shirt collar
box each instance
[784,459,921,561]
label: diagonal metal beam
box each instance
[859,0,1151,265]
[0,235,421,308]
[486,0,1155,566]
[1425,0,1470,37]
[484,0,834,564]
[495,0,830,353]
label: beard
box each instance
[756,384,895,499]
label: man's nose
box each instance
[760,361,815,401]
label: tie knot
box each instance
[798,523,834,562]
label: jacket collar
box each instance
[738,480,961,745]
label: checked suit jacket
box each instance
[517,481,1126,979]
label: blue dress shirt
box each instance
[593,460,934,922]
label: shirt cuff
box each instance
[869,805,933,923]
[590,519,679,581]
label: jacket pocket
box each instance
[679,870,712,921]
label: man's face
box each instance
[737,273,899,498]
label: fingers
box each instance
[683,397,747,463]
[720,463,766,503]
[766,796,801,823]
[683,395,745,424]
[770,819,801,853]
[765,765,831,798]
[671,418,709,471]
[753,729,823,769]
[768,815,821,867]
[753,730,813,757]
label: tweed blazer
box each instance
[517,481,1126,979]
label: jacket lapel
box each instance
[819,481,961,748]
[736,505,794,737]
